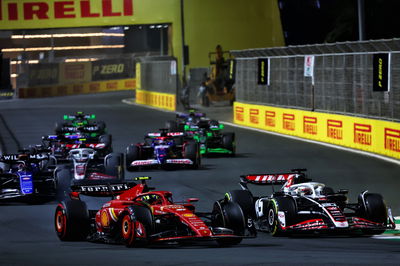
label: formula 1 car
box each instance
[42,132,112,161]
[0,149,56,201]
[125,129,200,170]
[222,169,395,236]
[55,111,107,136]
[54,177,255,247]
[54,148,124,196]
[166,112,235,156]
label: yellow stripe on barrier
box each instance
[234,101,400,160]
[135,89,176,111]
[18,78,136,98]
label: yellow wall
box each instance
[136,89,176,111]
[234,101,400,160]
[184,0,284,68]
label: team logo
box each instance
[235,106,244,122]
[249,109,259,124]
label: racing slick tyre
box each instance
[358,193,387,235]
[104,153,124,180]
[55,200,90,241]
[121,206,154,248]
[55,165,72,200]
[96,121,106,134]
[54,121,64,134]
[166,120,179,132]
[225,190,256,219]
[212,201,245,246]
[184,141,201,169]
[222,133,235,156]
[126,144,140,171]
[99,134,113,153]
[266,197,297,237]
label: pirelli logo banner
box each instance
[136,89,176,111]
[28,63,58,87]
[234,101,400,160]
[92,58,134,81]
[0,0,134,29]
[257,58,268,85]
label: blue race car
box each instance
[125,129,200,171]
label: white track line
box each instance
[122,98,400,166]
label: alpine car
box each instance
[0,149,57,201]
[42,132,112,161]
[55,111,107,136]
[166,112,235,156]
[222,169,395,236]
[55,177,255,247]
[125,129,200,170]
[54,148,124,196]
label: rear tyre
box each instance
[55,200,90,241]
[99,134,113,153]
[104,153,124,180]
[55,166,72,200]
[225,190,256,219]
[358,193,387,235]
[126,144,140,171]
[121,206,153,247]
[166,120,178,132]
[54,121,64,134]
[184,141,200,169]
[96,121,106,134]
[222,133,235,156]
[212,201,245,246]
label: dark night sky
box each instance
[279,0,400,45]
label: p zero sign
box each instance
[373,53,389,92]
[0,0,134,29]
[257,58,269,85]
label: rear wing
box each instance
[239,169,310,189]
[0,153,49,163]
[63,113,95,120]
[71,181,137,195]
[176,111,206,119]
[146,132,185,138]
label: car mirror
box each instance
[187,198,199,203]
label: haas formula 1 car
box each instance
[55,111,107,136]
[0,149,56,201]
[54,148,124,196]
[55,177,255,247]
[125,129,200,170]
[166,111,235,156]
[222,169,395,236]
[42,132,112,161]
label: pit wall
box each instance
[234,101,400,160]
[135,89,176,111]
[18,78,135,98]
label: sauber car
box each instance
[166,112,235,156]
[55,111,107,136]
[222,169,395,236]
[125,129,200,170]
[0,149,56,201]
[54,177,255,247]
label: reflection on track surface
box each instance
[0,92,399,265]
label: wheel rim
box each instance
[268,208,275,226]
[122,216,132,239]
[55,210,65,233]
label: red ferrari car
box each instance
[55,177,255,247]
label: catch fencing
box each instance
[231,39,400,121]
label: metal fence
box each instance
[231,39,400,121]
[138,56,178,95]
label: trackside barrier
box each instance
[18,79,135,98]
[135,89,176,111]
[234,101,400,160]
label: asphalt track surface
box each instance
[0,91,399,266]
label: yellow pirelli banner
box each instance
[19,78,135,98]
[234,101,400,160]
[136,89,176,111]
